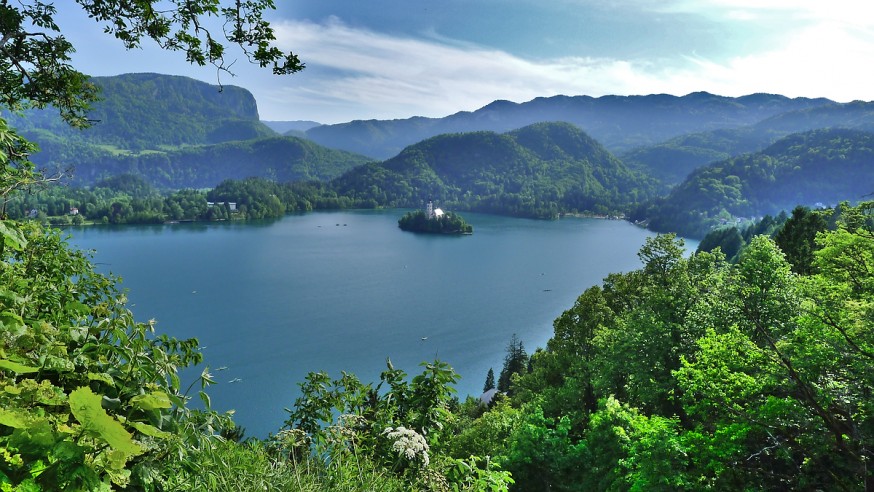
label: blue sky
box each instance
[58,0,874,123]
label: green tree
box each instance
[483,367,495,392]
[774,205,828,275]
[497,334,528,395]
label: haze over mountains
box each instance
[9,72,874,237]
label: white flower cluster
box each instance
[327,414,368,445]
[272,428,309,448]
[382,426,430,467]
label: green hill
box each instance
[8,73,276,152]
[1,74,374,188]
[632,128,874,237]
[331,122,655,218]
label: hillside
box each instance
[61,136,372,189]
[330,122,655,218]
[621,100,874,186]
[632,127,874,237]
[305,92,833,159]
[8,73,276,152]
[2,74,379,188]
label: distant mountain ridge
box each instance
[305,92,834,159]
[621,100,874,186]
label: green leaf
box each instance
[0,221,27,252]
[0,359,39,374]
[0,408,31,428]
[0,313,26,338]
[69,387,142,458]
[130,391,172,411]
[63,301,91,316]
[3,385,22,395]
[10,478,40,492]
[127,421,171,439]
[87,372,114,386]
[40,355,74,372]
[50,441,84,463]
[199,390,211,410]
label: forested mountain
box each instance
[7,73,276,151]
[633,128,874,237]
[305,92,832,159]
[61,136,372,189]
[621,100,874,186]
[1,74,376,189]
[330,122,655,218]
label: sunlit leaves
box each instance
[69,387,142,458]
[130,391,172,412]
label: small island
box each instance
[398,200,473,234]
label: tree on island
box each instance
[398,209,473,234]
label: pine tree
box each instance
[498,334,528,395]
[483,368,495,392]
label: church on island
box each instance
[397,199,473,234]
[425,200,444,219]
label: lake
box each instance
[67,210,697,437]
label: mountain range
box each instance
[302,92,833,160]
[7,72,874,237]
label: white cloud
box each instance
[665,0,874,27]
[252,16,874,122]
[259,19,681,121]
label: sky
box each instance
[56,0,874,124]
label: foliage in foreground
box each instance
[0,220,233,489]
[463,201,874,490]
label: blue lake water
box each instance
[67,210,697,437]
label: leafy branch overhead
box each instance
[0,0,303,127]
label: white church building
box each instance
[425,200,445,219]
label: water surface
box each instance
[68,210,696,437]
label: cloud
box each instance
[261,18,682,122]
[254,15,874,122]
[664,0,874,28]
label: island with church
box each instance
[398,200,474,234]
